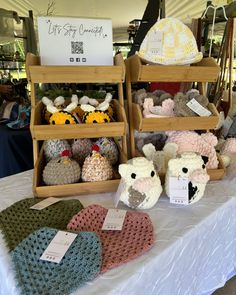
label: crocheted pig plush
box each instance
[165,131,219,169]
[165,152,210,204]
[118,157,162,209]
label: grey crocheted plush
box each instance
[11,227,102,295]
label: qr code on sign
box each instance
[71,41,83,54]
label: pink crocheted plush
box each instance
[165,131,218,169]
[67,204,154,273]
[143,98,175,118]
[221,138,236,155]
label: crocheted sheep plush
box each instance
[118,157,162,209]
[165,152,210,205]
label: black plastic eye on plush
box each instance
[151,171,155,177]
[131,173,136,179]
[202,164,205,169]
[182,167,188,173]
[65,119,70,124]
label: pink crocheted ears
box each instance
[67,204,154,273]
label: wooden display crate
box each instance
[30,99,127,140]
[33,144,127,198]
[126,55,220,82]
[132,103,220,132]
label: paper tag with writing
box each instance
[169,176,189,205]
[40,231,77,263]
[148,31,163,55]
[30,197,60,210]
[187,99,212,117]
[102,209,126,231]
[114,179,126,207]
[222,116,233,137]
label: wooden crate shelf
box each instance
[132,103,220,132]
[30,99,127,140]
[33,145,127,198]
[126,55,220,82]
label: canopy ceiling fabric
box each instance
[0,0,207,41]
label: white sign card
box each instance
[187,99,212,117]
[169,176,189,205]
[30,197,60,210]
[37,16,113,66]
[102,209,126,231]
[40,231,77,264]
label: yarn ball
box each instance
[49,111,77,125]
[44,139,71,162]
[82,110,110,123]
[72,138,93,165]
[94,137,119,165]
[43,154,81,185]
[11,228,102,295]
[67,204,154,273]
[82,149,113,182]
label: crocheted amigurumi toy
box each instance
[138,18,202,65]
[71,138,93,165]
[165,152,210,204]
[142,142,178,174]
[42,94,78,124]
[143,98,175,118]
[220,138,236,167]
[118,157,162,209]
[165,131,219,169]
[94,137,119,165]
[174,90,210,117]
[43,150,81,185]
[41,96,65,123]
[133,88,172,108]
[82,144,113,182]
[44,139,71,162]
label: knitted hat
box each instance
[67,204,154,273]
[0,198,84,251]
[138,18,203,65]
[71,138,93,165]
[81,145,113,182]
[94,137,119,165]
[11,228,102,295]
[44,139,71,162]
[43,150,81,185]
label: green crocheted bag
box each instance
[0,198,84,251]
[11,227,102,295]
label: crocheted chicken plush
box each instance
[118,157,162,209]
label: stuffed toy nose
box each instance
[189,169,210,184]
[132,177,157,194]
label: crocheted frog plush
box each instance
[165,152,210,204]
[118,157,162,209]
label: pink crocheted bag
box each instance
[67,204,154,273]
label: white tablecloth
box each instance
[1,168,236,295]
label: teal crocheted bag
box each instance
[11,227,102,295]
[0,198,84,251]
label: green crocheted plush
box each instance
[0,198,84,251]
[11,227,102,295]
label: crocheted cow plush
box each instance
[118,157,162,209]
[165,152,210,204]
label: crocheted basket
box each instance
[138,18,203,65]
[11,228,102,295]
[67,204,154,273]
[0,198,84,251]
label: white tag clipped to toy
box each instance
[222,116,233,137]
[147,31,163,55]
[187,99,212,117]
[30,197,60,210]
[40,230,77,263]
[169,176,189,205]
[102,209,126,231]
[114,178,126,207]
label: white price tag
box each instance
[102,209,126,231]
[30,197,60,210]
[40,231,77,264]
[187,98,212,117]
[148,31,163,55]
[169,176,189,205]
[222,116,233,137]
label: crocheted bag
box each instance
[11,227,102,295]
[0,198,84,251]
[67,204,154,273]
